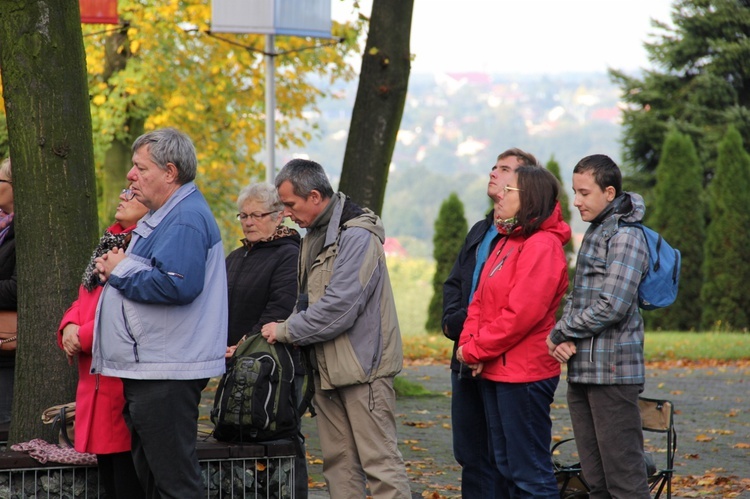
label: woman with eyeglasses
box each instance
[225,182,300,351]
[222,182,309,498]
[0,159,17,432]
[457,165,571,498]
[57,186,148,498]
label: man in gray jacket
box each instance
[261,159,410,499]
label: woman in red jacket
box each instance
[457,165,571,498]
[58,187,148,498]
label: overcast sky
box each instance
[334,0,675,75]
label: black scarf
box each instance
[81,230,131,291]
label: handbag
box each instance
[0,309,17,356]
[41,402,76,448]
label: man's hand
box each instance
[261,322,278,344]
[550,339,577,364]
[94,247,127,283]
[61,323,82,365]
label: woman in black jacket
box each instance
[223,182,308,497]
[225,182,300,349]
[0,158,17,429]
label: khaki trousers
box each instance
[314,375,411,499]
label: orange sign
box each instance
[80,0,118,24]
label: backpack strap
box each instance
[297,345,317,418]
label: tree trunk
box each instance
[0,0,99,444]
[98,25,144,228]
[339,0,414,214]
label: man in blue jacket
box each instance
[93,128,227,499]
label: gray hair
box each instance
[132,128,197,184]
[237,182,284,222]
[0,158,11,181]
[274,159,333,199]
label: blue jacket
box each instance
[92,183,228,380]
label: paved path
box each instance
[303,361,750,498]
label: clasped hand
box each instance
[546,336,577,363]
[455,346,484,377]
[94,247,127,283]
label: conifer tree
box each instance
[701,126,750,330]
[426,193,468,332]
[546,156,574,319]
[546,156,574,259]
[648,129,704,330]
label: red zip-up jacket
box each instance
[459,203,570,383]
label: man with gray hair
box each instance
[93,127,228,498]
[261,159,411,498]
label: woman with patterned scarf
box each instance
[457,166,571,498]
[223,182,307,497]
[57,187,148,498]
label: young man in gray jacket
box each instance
[261,159,410,499]
[547,154,650,498]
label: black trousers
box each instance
[122,378,208,499]
[97,451,145,499]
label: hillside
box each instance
[280,71,627,257]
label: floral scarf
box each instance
[240,225,299,252]
[81,229,133,291]
[495,216,518,235]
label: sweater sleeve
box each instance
[442,251,468,341]
[250,246,298,333]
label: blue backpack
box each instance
[620,222,681,310]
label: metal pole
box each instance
[265,34,276,183]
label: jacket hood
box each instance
[592,191,646,226]
[324,192,385,246]
[540,202,572,246]
[510,202,571,245]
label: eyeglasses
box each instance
[0,179,11,185]
[502,185,522,194]
[237,211,276,221]
[121,188,136,201]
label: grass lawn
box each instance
[401,330,750,363]
[389,256,750,363]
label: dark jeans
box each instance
[122,378,208,499]
[482,376,559,499]
[97,450,146,499]
[0,365,13,424]
[567,382,650,499]
[451,370,508,499]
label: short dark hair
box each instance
[497,148,541,168]
[573,154,622,196]
[515,165,560,237]
[275,159,334,199]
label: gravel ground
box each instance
[301,361,750,498]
